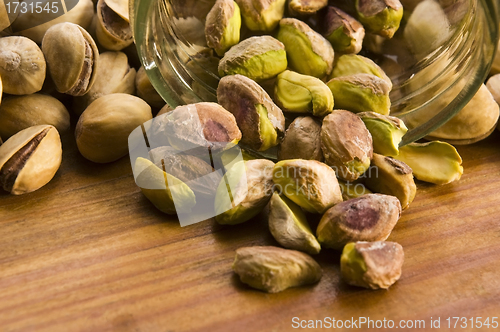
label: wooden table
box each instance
[1,129,499,332]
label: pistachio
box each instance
[355,0,403,38]
[0,125,62,195]
[327,74,391,115]
[278,116,323,161]
[274,70,334,116]
[358,112,407,156]
[277,18,334,79]
[288,0,327,16]
[232,246,322,293]
[269,192,321,255]
[96,0,133,51]
[320,7,365,54]
[218,36,287,81]
[316,194,401,250]
[205,0,241,56]
[365,153,416,210]
[329,54,392,90]
[486,74,500,105]
[135,66,166,109]
[338,180,372,201]
[215,159,274,225]
[392,141,463,185]
[42,22,99,96]
[341,241,404,289]
[0,36,46,95]
[76,94,152,163]
[273,159,343,214]
[217,74,285,151]
[321,110,373,181]
[235,0,286,31]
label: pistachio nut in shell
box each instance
[0,94,70,139]
[0,125,62,195]
[288,0,327,16]
[329,54,392,90]
[277,18,334,79]
[355,0,403,38]
[278,116,323,161]
[321,110,373,181]
[0,36,46,95]
[135,66,166,109]
[338,180,372,201]
[316,193,401,250]
[320,6,365,54]
[42,22,99,96]
[269,193,321,255]
[232,246,322,293]
[235,0,286,31]
[273,159,343,214]
[76,94,152,163]
[96,0,134,51]
[358,112,407,156]
[217,74,285,151]
[205,0,241,56]
[218,36,287,81]
[274,70,333,117]
[341,241,404,289]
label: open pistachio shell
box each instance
[321,6,364,54]
[278,116,323,161]
[288,0,327,16]
[358,112,407,156]
[205,0,241,56]
[355,0,403,38]
[96,0,133,51]
[330,54,392,90]
[235,0,286,31]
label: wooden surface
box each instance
[1,129,500,332]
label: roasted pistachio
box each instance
[330,54,392,90]
[274,70,333,116]
[205,0,241,56]
[0,125,62,195]
[277,18,334,79]
[321,110,373,181]
[338,180,372,201]
[96,0,134,50]
[217,74,285,151]
[320,7,364,54]
[278,116,323,161]
[316,194,401,250]
[358,112,407,156]
[341,241,404,289]
[0,36,46,95]
[232,246,322,293]
[235,0,286,31]
[288,0,327,16]
[355,0,403,38]
[135,66,166,109]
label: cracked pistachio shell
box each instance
[235,0,286,31]
[321,6,364,54]
[321,110,373,181]
[330,54,392,90]
[205,0,241,56]
[274,70,333,116]
[232,246,322,293]
[96,0,133,51]
[316,194,401,250]
[0,125,62,195]
[365,153,416,210]
[338,180,372,201]
[215,159,274,225]
[273,159,343,214]
[218,36,287,81]
[42,23,99,96]
[341,241,404,289]
[355,0,403,38]
[392,141,463,185]
[277,18,334,79]
[358,112,407,156]
[278,116,323,161]
[135,66,166,109]
[0,36,46,95]
[269,192,321,255]
[217,74,285,151]
[288,0,327,16]
[327,74,391,115]
[76,94,152,163]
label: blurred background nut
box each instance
[320,6,364,54]
[235,0,286,32]
[355,0,403,38]
[205,0,241,56]
[0,125,62,195]
[278,116,323,161]
[486,74,500,105]
[0,36,46,95]
[358,112,407,156]
[288,0,327,16]
[0,0,19,31]
[329,54,392,90]
[96,0,133,50]
[135,66,166,109]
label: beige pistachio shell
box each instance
[288,0,327,16]
[105,0,129,21]
[96,0,133,51]
[235,0,286,31]
[278,116,323,161]
[136,66,165,109]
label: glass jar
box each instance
[131,0,500,146]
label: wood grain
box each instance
[1,130,500,332]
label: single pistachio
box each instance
[338,180,373,201]
[320,6,365,54]
[274,70,334,117]
[42,22,99,96]
[321,110,373,181]
[217,74,285,151]
[327,74,391,115]
[288,0,327,16]
[278,116,323,161]
[276,18,334,79]
[232,246,322,293]
[355,0,403,38]
[76,94,152,163]
[316,194,401,250]
[364,153,416,210]
[235,0,286,31]
[0,125,62,195]
[392,141,463,185]
[0,36,46,95]
[205,0,241,56]
[269,192,321,255]
[273,159,343,214]
[218,36,287,81]
[358,112,407,156]
[215,159,274,225]
[135,66,166,109]
[329,54,392,90]
[96,0,133,51]
[341,241,404,289]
